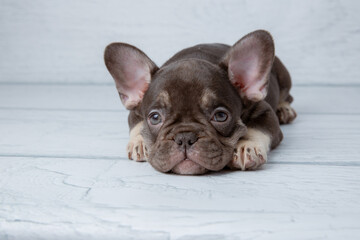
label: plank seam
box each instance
[0,153,359,167]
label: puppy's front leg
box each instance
[229,102,283,171]
[230,128,270,170]
[127,121,148,162]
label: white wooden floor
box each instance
[0,84,359,239]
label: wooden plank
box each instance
[273,113,360,165]
[291,86,360,114]
[0,109,359,165]
[0,157,359,239]
[0,84,124,111]
[1,0,359,85]
[0,110,127,159]
[1,85,360,114]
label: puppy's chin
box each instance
[171,159,208,175]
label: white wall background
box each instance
[0,0,359,86]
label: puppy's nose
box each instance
[174,132,198,147]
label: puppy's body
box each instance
[105,30,296,175]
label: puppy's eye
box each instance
[211,107,230,123]
[148,112,162,125]
[212,111,228,122]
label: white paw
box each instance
[229,140,267,171]
[127,122,148,162]
[277,102,297,124]
[127,134,148,162]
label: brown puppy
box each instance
[104,30,296,175]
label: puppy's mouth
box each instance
[171,158,208,175]
[147,136,233,175]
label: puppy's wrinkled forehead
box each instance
[142,59,237,114]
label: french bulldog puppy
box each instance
[104,30,296,175]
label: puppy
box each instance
[104,30,296,175]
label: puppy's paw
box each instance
[277,102,297,124]
[229,140,267,171]
[127,135,148,162]
[127,122,148,162]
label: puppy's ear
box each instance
[221,30,275,102]
[104,43,158,109]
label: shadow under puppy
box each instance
[104,30,296,175]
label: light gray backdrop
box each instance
[1,0,359,86]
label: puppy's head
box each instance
[104,30,275,175]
